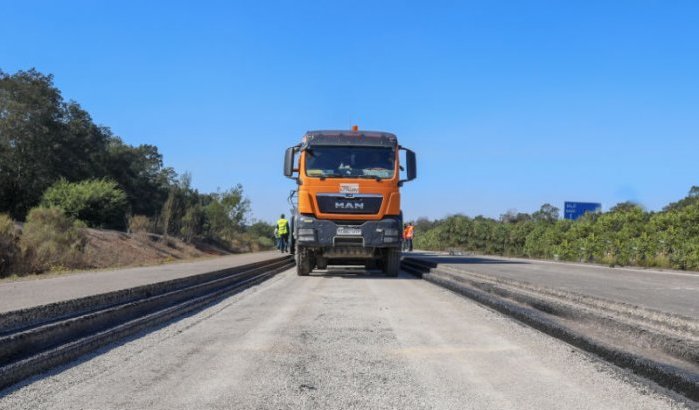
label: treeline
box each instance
[414,188,699,271]
[0,69,172,221]
[0,69,273,275]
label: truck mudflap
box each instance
[294,214,402,248]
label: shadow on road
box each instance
[312,267,417,280]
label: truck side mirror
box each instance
[405,149,417,181]
[283,147,295,178]
[398,147,416,184]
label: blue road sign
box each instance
[564,202,602,220]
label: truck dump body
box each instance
[284,129,416,276]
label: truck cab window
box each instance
[305,146,395,179]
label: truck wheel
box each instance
[382,248,401,277]
[296,246,312,276]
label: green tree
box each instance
[0,69,66,218]
[203,185,251,240]
[610,201,642,213]
[532,203,560,223]
[180,204,206,242]
[0,69,175,221]
[0,213,20,276]
[664,186,699,211]
[41,179,129,229]
[500,209,532,224]
[105,140,175,217]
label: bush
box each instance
[20,207,86,273]
[246,221,277,251]
[180,205,205,242]
[128,215,152,234]
[256,236,274,249]
[0,214,20,276]
[413,188,699,272]
[41,179,128,229]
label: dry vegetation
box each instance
[0,209,238,279]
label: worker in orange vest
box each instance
[402,224,407,251]
[403,222,414,252]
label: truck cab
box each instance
[283,129,416,276]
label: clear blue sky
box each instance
[2,1,698,223]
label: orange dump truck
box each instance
[283,129,417,276]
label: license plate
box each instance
[339,183,359,194]
[337,227,362,236]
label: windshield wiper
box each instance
[319,173,343,180]
[357,175,383,181]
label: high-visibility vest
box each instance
[277,218,289,235]
[405,225,414,239]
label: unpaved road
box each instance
[0,268,689,409]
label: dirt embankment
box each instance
[81,229,230,270]
[2,218,267,280]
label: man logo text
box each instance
[335,202,364,210]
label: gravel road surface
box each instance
[0,251,284,313]
[408,253,699,318]
[0,268,689,409]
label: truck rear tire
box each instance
[296,246,312,276]
[383,248,401,277]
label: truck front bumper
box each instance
[294,215,402,248]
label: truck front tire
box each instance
[383,248,401,277]
[296,245,312,276]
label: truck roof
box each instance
[302,130,397,147]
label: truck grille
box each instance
[316,194,383,214]
[334,237,364,246]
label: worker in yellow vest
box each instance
[277,214,289,253]
[273,226,280,251]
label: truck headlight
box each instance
[298,228,316,242]
[383,228,399,236]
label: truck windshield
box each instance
[305,146,395,179]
